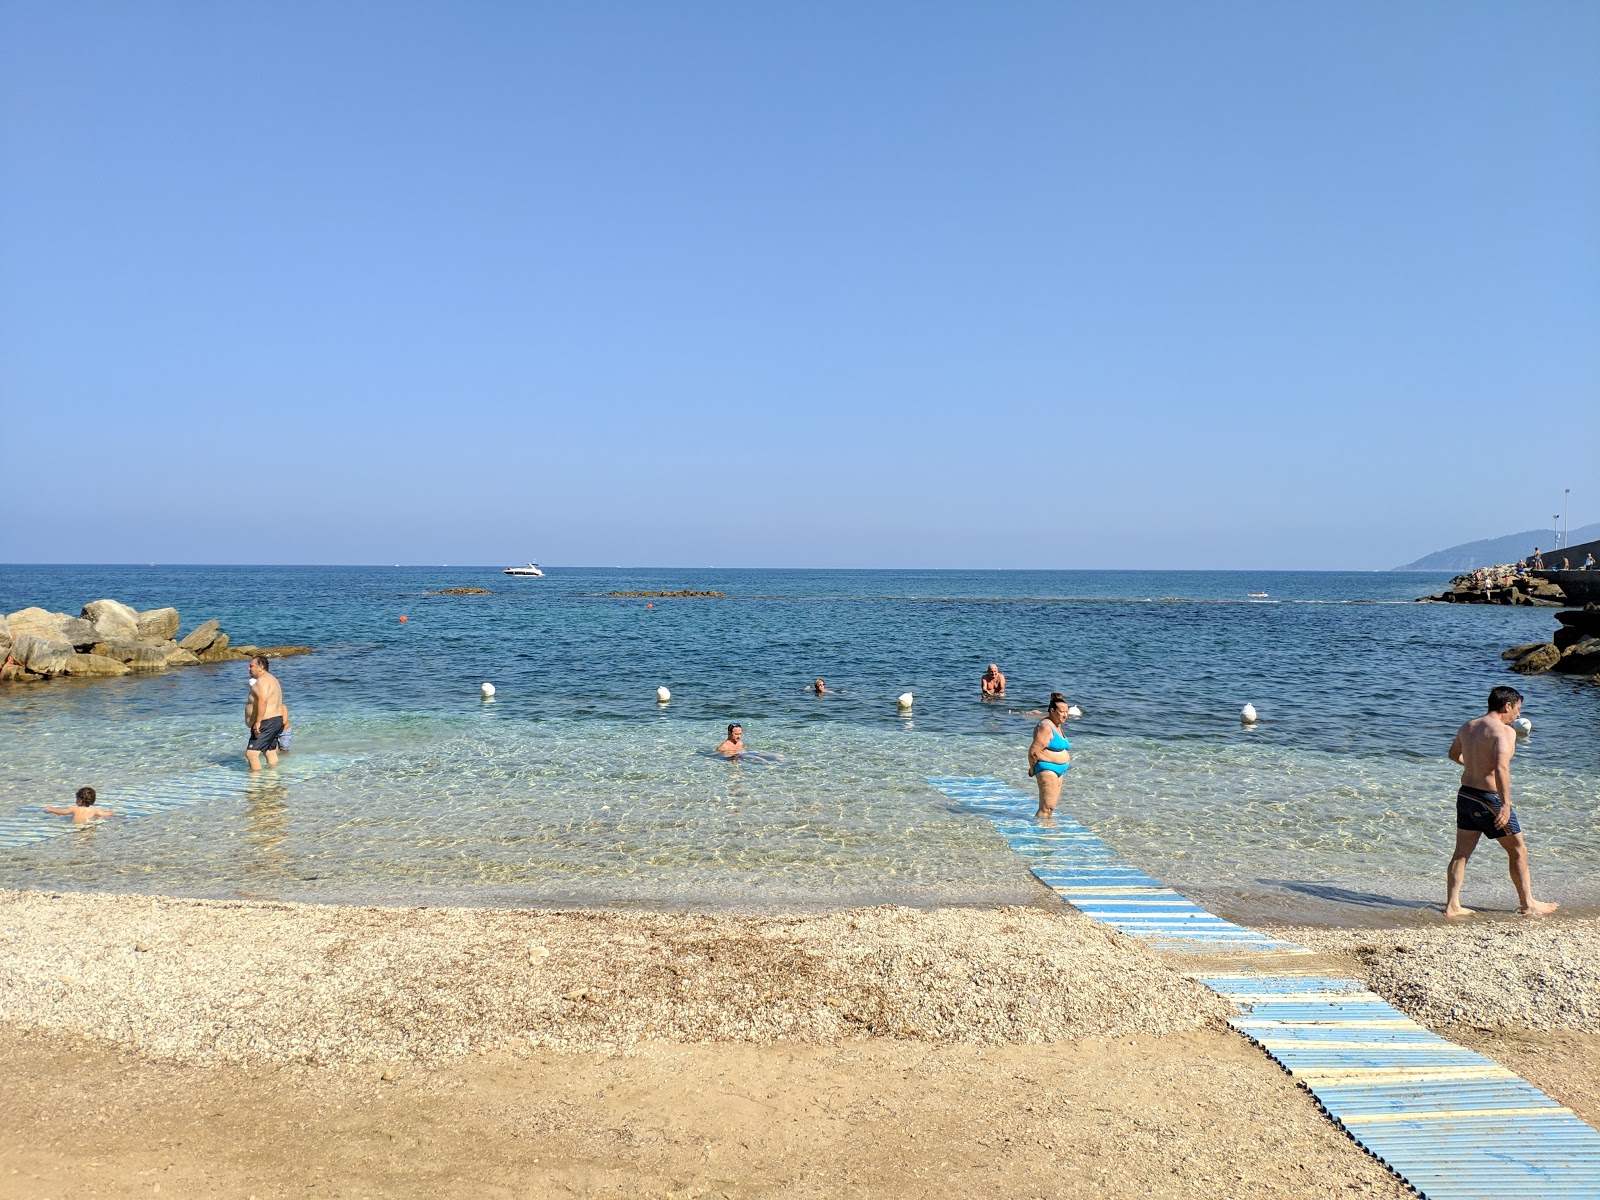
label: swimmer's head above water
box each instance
[813,678,826,695]
[76,786,97,807]
[717,723,745,756]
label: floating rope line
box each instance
[931,776,1600,1199]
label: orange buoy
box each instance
[646,603,653,609]
[399,615,408,623]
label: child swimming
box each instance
[44,786,115,824]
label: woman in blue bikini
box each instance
[1028,692,1073,818]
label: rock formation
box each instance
[1500,604,1600,681]
[0,599,309,684]
[1419,569,1566,606]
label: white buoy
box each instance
[897,691,914,709]
[1513,716,1532,737]
[1240,703,1258,724]
[657,686,671,703]
[1067,704,1082,719]
[480,682,496,699]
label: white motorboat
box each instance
[503,561,545,577]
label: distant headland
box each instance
[1395,522,1600,571]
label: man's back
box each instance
[1454,713,1513,792]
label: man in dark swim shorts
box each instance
[1455,784,1519,839]
[244,655,286,770]
[1444,685,1557,918]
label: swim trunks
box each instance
[248,715,284,753]
[1456,785,1520,838]
[276,726,293,750]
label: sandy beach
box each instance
[3,889,1598,1197]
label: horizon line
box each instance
[0,562,1455,573]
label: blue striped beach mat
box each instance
[931,776,1600,1198]
[928,775,1304,953]
[0,756,357,853]
[1202,974,1600,1199]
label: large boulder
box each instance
[178,619,222,653]
[0,612,9,653]
[62,652,132,677]
[1556,637,1600,676]
[82,599,140,642]
[1555,606,1600,636]
[136,607,181,641]
[60,617,99,649]
[7,607,71,641]
[1554,625,1588,651]
[162,643,201,666]
[90,640,170,670]
[1508,643,1561,674]
[1502,642,1546,661]
[10,633,75,676]
[197,633,232,662]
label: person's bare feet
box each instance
[1518,899,1559,917]
[1442,904,1475,918]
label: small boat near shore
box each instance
[503,562,544,577]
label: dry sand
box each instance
[7,890,1598,1197]
[0,1028,1413,1199]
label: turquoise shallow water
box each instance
[3,566,1596,922]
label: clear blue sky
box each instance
[3,1,1596,568]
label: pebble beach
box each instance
[0,889,1228,1065]
[6,888,1598,1069]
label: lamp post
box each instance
[1564,488,1570,549]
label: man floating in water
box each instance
[1444,685,1558,918]
[981,664,1006,697]
[716,723,745,757]
[245,655,286,771]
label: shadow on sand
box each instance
[1263,880,1438,911]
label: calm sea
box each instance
[3,566,1596,924]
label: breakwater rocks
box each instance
[1420,569,1566,606]
[1502,604,1600,680]
[602,590,727,599]
[0,599,309,683]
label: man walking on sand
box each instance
[245,655,286,770]
[1444,685,1558,918]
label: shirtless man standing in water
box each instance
[245,655,286,771]
[1445,685,1558,917]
